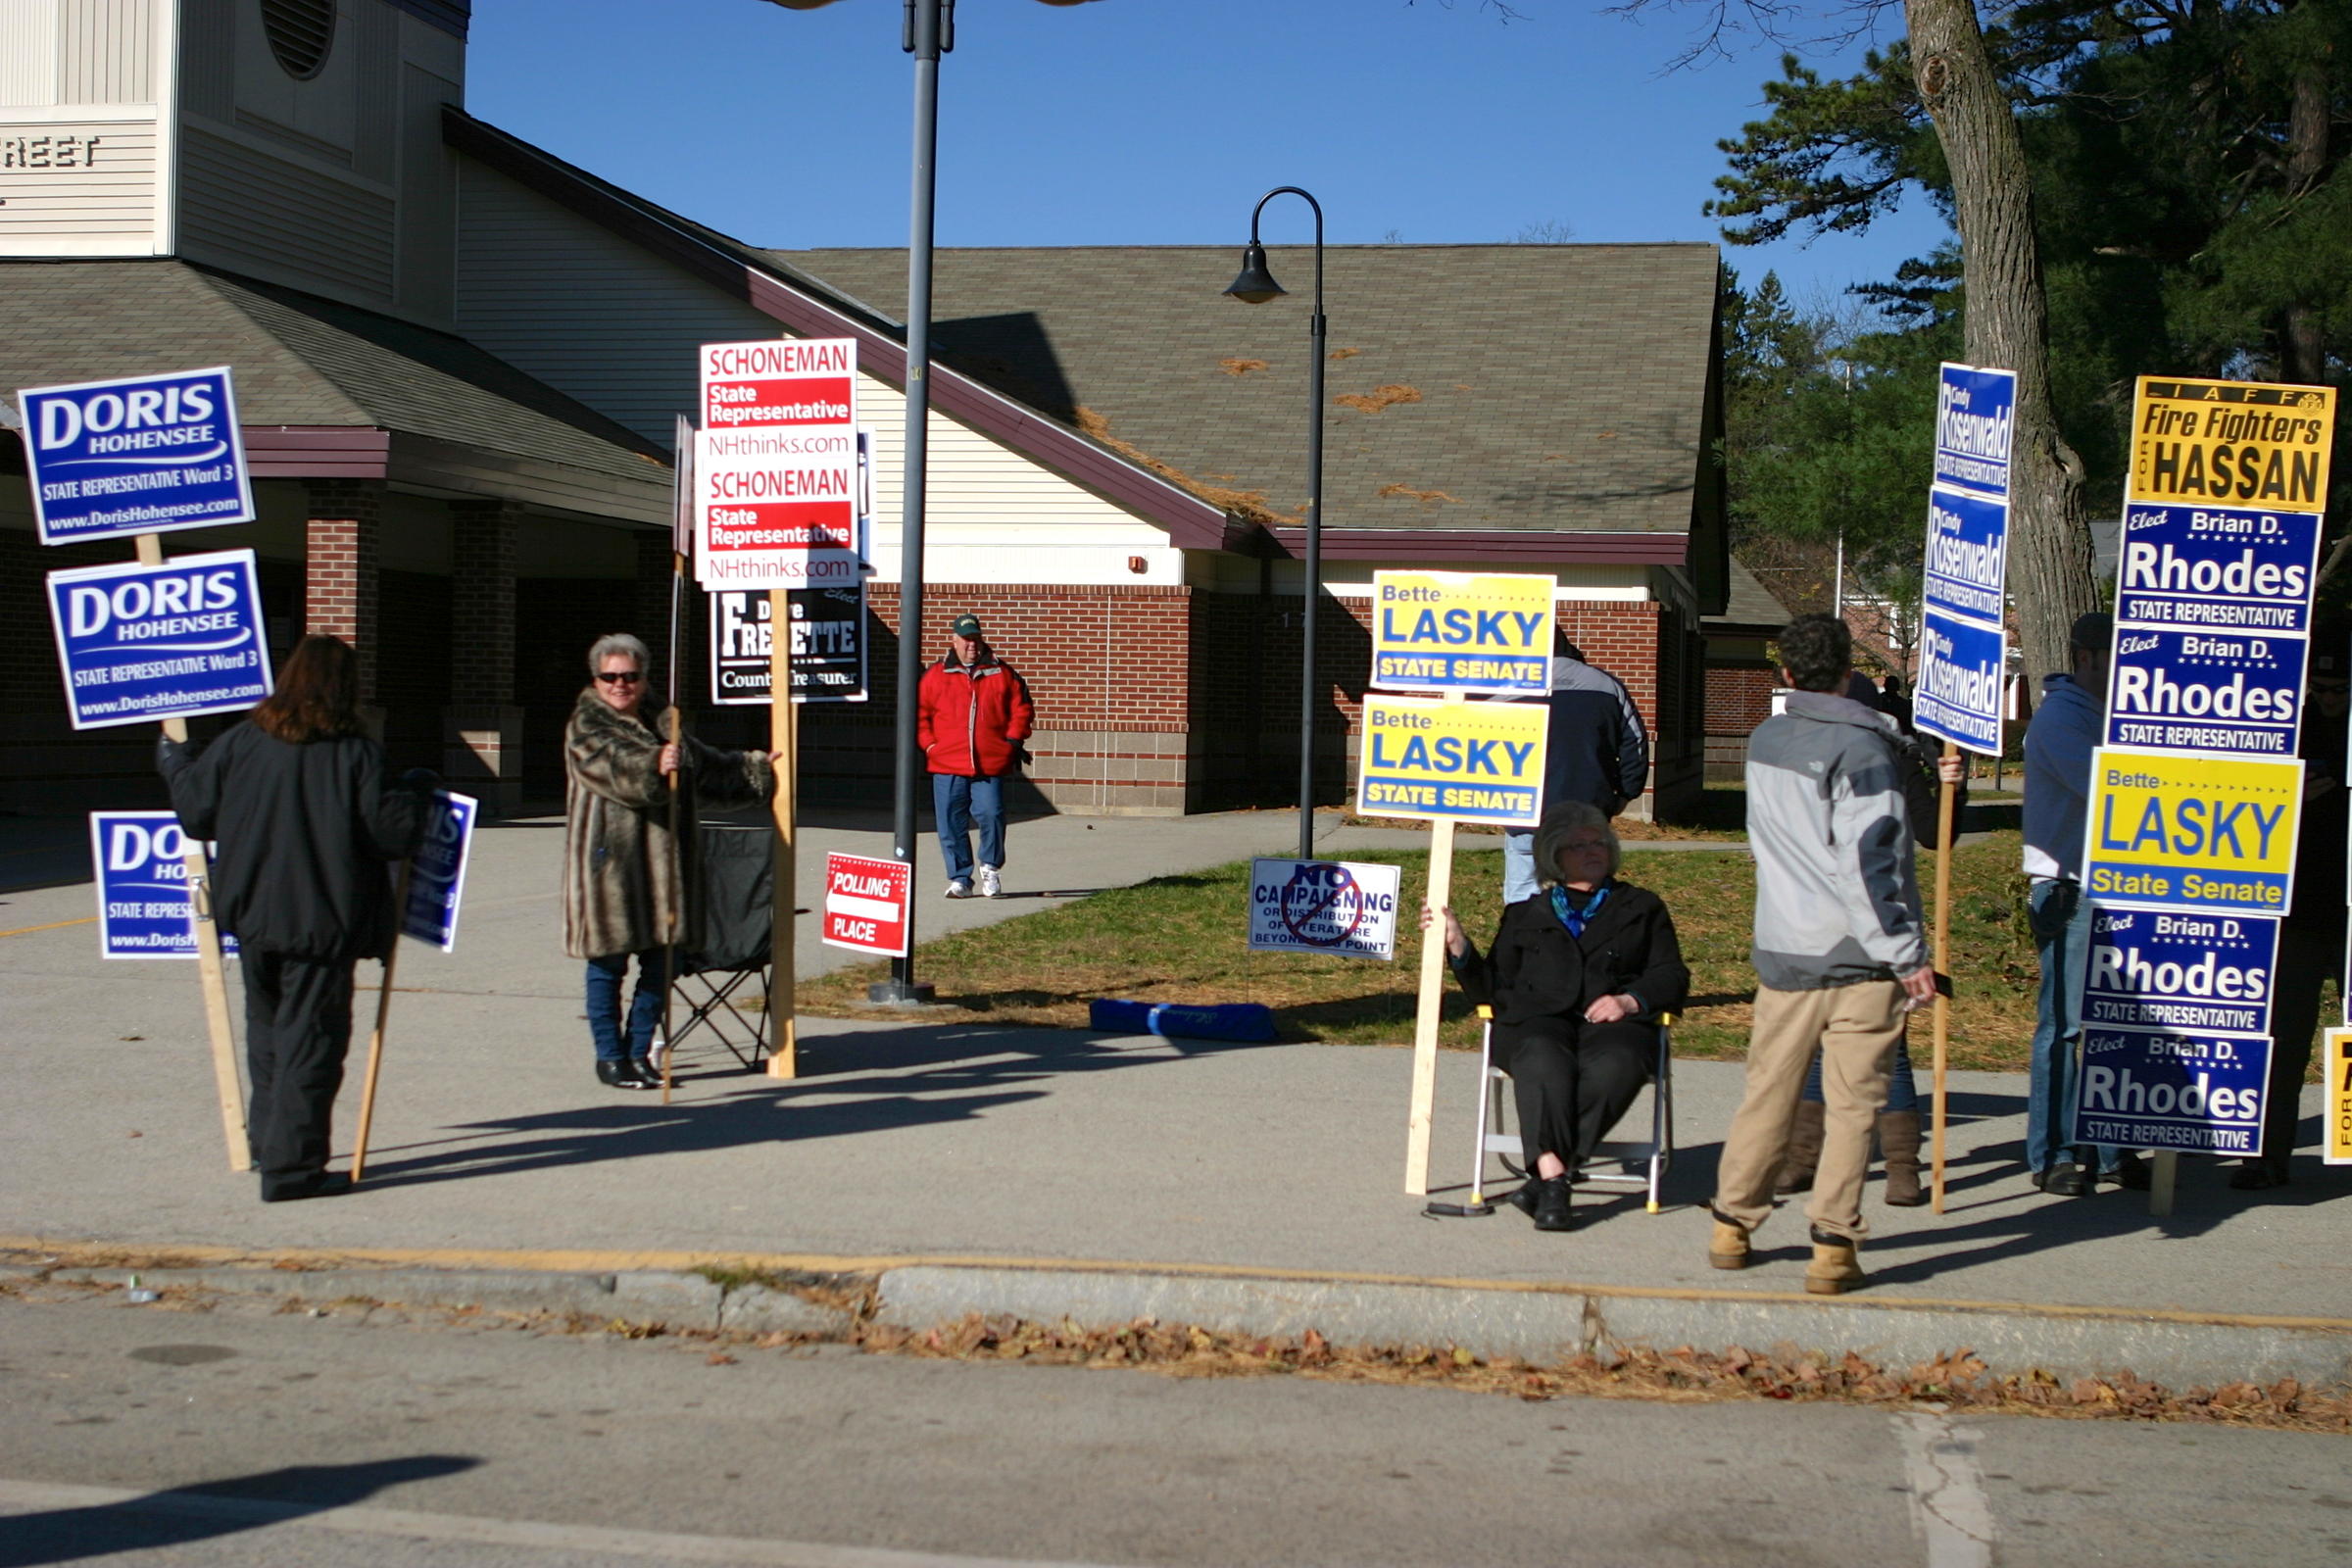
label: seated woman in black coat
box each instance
[1424,800,1690,1232]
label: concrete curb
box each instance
[17,1253,2349,1391]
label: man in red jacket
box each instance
[917,613,1035,898]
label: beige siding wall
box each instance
[0,115,156,252]
[0,0,62,106]
[453,158,777,443]
[59,0,152,104]
[179,122,396,298]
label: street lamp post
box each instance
[759,0,1102,1004]
[1223,188,1326,862]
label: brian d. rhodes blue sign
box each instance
[2111,504,2322,636]
[1913,609,2006,754]
[1935,363,2018,499]
[18,367,254,545]
[46,550,271,730]
[2075,1024,2272,1156]
[2082,904,2276,1036]
[2107,625,2306,757]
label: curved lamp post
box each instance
[1223,187,1325,862]
[758,0,1104,1004]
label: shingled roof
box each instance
[0,259,670,514]
[766,244,1725,543]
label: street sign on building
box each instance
[820,852,910,957]
[401,791,479,952]
[88,810,235,960]
[1247,858,1402,959]
[710,585,869,705]
[45,549,271,730]
[1367,570,1553,695]
[1354,695,1548,827]
[694,338,860,590]
[17,367,254,545]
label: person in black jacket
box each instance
[159,635,431,1203]
[1424,800,1690,1231]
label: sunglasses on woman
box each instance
[595,670,644,685]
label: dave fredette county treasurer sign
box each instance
[695,338,860,590]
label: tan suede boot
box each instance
[1878,1110,1926,1207]
[1775,1100,1826,1195]
[1707,1209,1750,1271]
[1804,1227,1865,1295]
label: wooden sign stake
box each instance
[349,858,413,1183]
[135,532,247,1171]
[660,698,683,1106]
[1402,691,1471,1197]
[1929,741,1959,1214]
[766,586,800,1080]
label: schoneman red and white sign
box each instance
[695,337,859,590]
[820,851,909,957]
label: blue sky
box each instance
[466,0,1948,315]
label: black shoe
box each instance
[630,1056,662,1087]
[1531,1176,1574,1232]
[2104,1152,2152,1191]
[2228,1159,2290,1191]
[597,1059,653,1090]
[2035,1161,2090,1196]
[261,1170,352,1203]
[1507,1183,1540,1216]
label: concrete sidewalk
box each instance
[3,806,2346,1388]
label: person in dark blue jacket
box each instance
[160,635,431,1203]
[1491,633,1649,905]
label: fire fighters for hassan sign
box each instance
[695,338,860,590]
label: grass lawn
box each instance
[802,829,2065,1071]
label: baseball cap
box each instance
[951,613,983,639]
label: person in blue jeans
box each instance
[917,614,1035,900]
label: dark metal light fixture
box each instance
[1224,242,1285,305]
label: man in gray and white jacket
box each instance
[1709,613,1953,1295]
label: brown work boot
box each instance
[1707,1208,1750,1271]
[1775,1100,1826,1195]
[1803,1227,1865,1295]
[1878,1110,1926,1207]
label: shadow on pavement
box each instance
[0,1455,479,1568]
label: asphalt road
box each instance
[2,1287,2346,1568]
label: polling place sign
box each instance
[46,550,270,730]
[1355,696,1548,827]
[401,791,478,952]
[1368,571,1553,695]
[2082,747,2302,914]
[820,852,909,957]
[2128,377,2335,512]
[1248,858,1402,959]
[88,810,234,959]
[710,586,869,705]
[694,338,860,590]
[2082,905,2276,1036]
[2076,1025,2272,1155]
[17,367,253,545]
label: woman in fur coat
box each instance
[564,633,774,1089]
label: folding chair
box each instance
[1465,1003,1676,1214]
[657,815,774,1074]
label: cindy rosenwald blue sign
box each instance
[1934,363,2017,499]
[46,550,271,730]
[18,368,254,545]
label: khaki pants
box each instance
[1713,980,1902,1243]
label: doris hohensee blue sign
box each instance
[1934,363,2017,498]
[2074,1024,2272,1156]
[2083,905,2277,1036]
[18,367,254,545]
[46,550,272,730]
[88,810,236,960]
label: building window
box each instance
[261,0,336,80]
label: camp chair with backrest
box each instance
[657,813,774,1075]
[1463,1003,1675,1214]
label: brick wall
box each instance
[451,502,518,707]
[304,480,383,702]
[1705,662,1779,777]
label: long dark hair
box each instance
[252,635,365,743]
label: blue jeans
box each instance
[585,949,671,1063]
[1502,830,1539,905]
[1802,1036,1919,1114]
[2028,877,2116,1173]
[932,772,1004,883]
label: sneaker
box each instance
[976,865,1002,899]
[945,878,973,899]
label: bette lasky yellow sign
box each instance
[1356,695,1548,826]
[2083,747,2303,914]
[1369,570,1554,694]
[2130,376,2337,511]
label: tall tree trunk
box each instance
[2281,57,2328,386]
[1905,0,2100,681]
